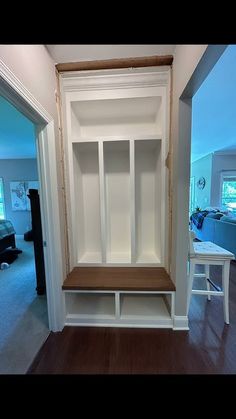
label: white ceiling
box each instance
[46,45,176,64]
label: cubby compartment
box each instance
[65,292,116,320]
[73,142,102,263]
[135,140,162,263]
[120,293,172,326]
[104,141,131,263]
[70,97,162,139]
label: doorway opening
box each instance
[0,94,49,373]
[0,60,64,372]
[190,45,236,238]
[187,45,236,325]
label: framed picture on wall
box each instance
[10,180,39,211]
[10,181,27,211]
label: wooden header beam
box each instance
[56,55,173,72]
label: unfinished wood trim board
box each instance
[56,55,173,72]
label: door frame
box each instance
[171,45,228,328]
[0,59,64,331]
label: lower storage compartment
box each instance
[65,292,116,321]
[120,294,171,322]
[64,290,174,328]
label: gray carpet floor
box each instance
[0,237,49,374]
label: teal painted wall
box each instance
[191,153,213,211]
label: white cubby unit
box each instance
[64,290,175,328]
[61,66,175,328]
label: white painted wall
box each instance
[0,45,67,278]
[171,45,208,317]
[46,45,176,64]
[0,45,57,119]
[211,153,236,206]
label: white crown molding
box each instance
[173,316,189,330]
[61,67,170,92]
[0,59,52,123]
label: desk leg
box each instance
[223,261,230,324]
[187,260,195,313]
[205,264,211,301]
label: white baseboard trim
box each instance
[173,316,189,330]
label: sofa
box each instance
[191,215,236,257]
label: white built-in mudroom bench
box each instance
[60,66,175,328]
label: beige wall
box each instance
[170,45,208,317]
[0,44,67,279]
[0,45,57,119]
[172,46,208,98]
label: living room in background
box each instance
[0,178,6,219]
[188,45,236,322]
[190,45,236,222]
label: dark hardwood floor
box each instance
[27,262,236,374]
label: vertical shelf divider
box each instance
[130,139,136,263]
[115,292,120,319]
[98,140,106,263]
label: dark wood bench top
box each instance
[62,267,175,291]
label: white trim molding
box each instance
[173,316,189,330]
[61,66,170,92]
[37,123,65,331]
[0,59,52,123]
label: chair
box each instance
[188,230,235,324]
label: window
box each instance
[0,178,5,219]
[221,174,236,214]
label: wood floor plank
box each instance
[28,262,236,374]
